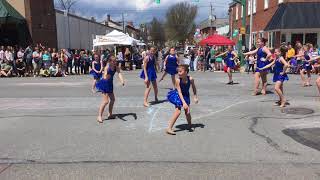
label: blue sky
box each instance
[55,0,231,26]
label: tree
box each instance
[55,0,78,13]
[149,17,166,47]
[165,2,197,44]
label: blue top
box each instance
[273,57,289,82]
[167,55,178,67]
[180,76,191,98]
[256,47,269,72]
[224,51,236,68]
[274,58,284,74]
[94,62,101,71]
[140,55,157,81]
[146,55,156,71]
[95,66,116,94]
[106,66,116,80]
[167,76,191,107]
[165,54,178,75]
[303,52,312,70]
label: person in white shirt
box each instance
[17,48,24,60]
[0,46,4,61]
[4,47,13,62]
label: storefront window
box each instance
[268,32,276,48]
[305,33,317,46]
[291,33,303,45]
[281,34,286,43]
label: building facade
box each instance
[199,18,229,36]
[7,0,57,48]
[55,10,114,50]
[229,0,320,49]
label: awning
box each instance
[0,0,31,46]
[265,2,320,31]
[0,0,25,23]
[199,34,235,46]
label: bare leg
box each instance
[300,69,306,86]
[151,80,159,102]
[92,79,97,93]
[316,76,320,95]
[98,94,109,123]
[185,110,192,130]
[253,72,261,95]
[274,81,285,107]
[227,67,233,83]
[166,108,181,135]
[108,93,115,118]
[261,72,268,95]
[143,81,151,107]
[159,72,167,82]
[306,70,311,86]
[170,75,176,88]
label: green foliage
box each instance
[165,2,197,44]
[149,17,166,47]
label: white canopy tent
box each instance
[93,30,144,48]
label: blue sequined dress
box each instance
[96,67,116,94]
[167,76,191,108]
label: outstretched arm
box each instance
[190,77,198,104]
[308,56,320,62]
[232,51,238,60]
[243,48,258,56]
[215,51,228,58]
[258,59,276,70]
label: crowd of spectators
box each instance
[0,44,147,78]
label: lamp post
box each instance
[233,0,246,65]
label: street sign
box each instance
[240,27,246,34]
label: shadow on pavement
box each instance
[104,113,137,121]
[150,99,167,105]
[174,123,205,133]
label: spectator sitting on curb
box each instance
[0,59,13,77]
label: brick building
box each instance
[229,0,320,49]
[6,0,57,47]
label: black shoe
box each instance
[226,81,233,85]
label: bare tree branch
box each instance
[55,0,78,13]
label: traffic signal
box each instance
[155,0,160,4]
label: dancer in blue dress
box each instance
[166,65,198,135]
[96,56,124,123]
[159,47,180,88]
[89,54,102,93]
[140,47,159,107]
[215,45,238,85]
[258,47,290,107]
[299,45,313,87]
[244,38,272,95]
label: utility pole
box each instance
[210,2,213,35]
[249,0,253,50]
[122,13,125,33]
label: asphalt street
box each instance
[0,71,319,180]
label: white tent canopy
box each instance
[93,30,144,47]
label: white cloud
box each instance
[64,0,232,25]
